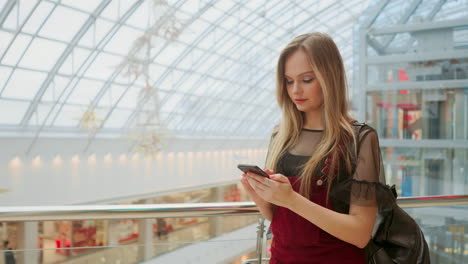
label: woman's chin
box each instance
[294,105,307,111]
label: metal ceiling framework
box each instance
[1,0,464,155]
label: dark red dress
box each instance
[269,175,365,264]
[267,125,386,264]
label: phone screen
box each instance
[237,164,270,178]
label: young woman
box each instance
[240,33,388,263]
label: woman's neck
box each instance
[303,110,324,130]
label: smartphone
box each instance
[237,164,270,178]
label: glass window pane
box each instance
[154,42,186,65]
[178,73,199,93]
[84,52,121,80]
[103,108,133,128]
[97,83,128,108]
[60,0,101,12]
[179,1,201,14]
[67,79,103,104]
[53,104,82,127]
[214,0,237,12]
[22,1,55,34]
[78,18,114,48]
[39,6,88,42]
[125,1,151,29]
[42,76,70,103]
[100,0,135,21]
[1,34,32,65]
[2,69,46,100]
[29,103,53,126]
[200,7,224,23]
[19,38,66,71]
[0,1,36,30]
[161,93,183,113]
[104,26,144,55]
[0,66,12,88]
[0,100,29,125]
[218,14,238,30]
[117,87,139,108]
[58,47,92,75]
[0,30,14,55]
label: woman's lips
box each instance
[294,99,307,104]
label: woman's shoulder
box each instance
[351,122,377,138]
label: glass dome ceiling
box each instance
[0,0,464,141]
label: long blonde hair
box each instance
[266,32,357,199]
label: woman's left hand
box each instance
[245,170,295,208]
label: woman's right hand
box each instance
[240,169,275,220]
[240,169,274,203]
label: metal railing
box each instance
[0,195,468,264]
[1,195,468,222]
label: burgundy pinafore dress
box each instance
[268,136,366,264]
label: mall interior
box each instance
[0,0,467,263]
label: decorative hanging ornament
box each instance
[77,104,103,135]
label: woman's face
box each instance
[284,49,323,113]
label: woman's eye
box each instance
[303,78,314,83]
[286,80,293,85]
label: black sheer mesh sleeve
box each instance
[330,126,396,213]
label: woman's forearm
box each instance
[287,192,376,248]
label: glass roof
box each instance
[0,0,464,140]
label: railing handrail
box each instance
[1,195,468,222]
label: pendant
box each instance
[317,179,323,186]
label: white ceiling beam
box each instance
[370,18,468,35]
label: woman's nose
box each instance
[291,82,302,94]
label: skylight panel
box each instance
[0,30,14,55]
[39,6,88,42]
[154,42,186,65]
[2,0,37,30]
[100,0,136,21]
[60,0,101,13]
[29,103,53,126]
[214,0,237,12]
[41,76,70,103]
[2,69,46,100]
[67,79,104,104]
[200,6,224,23]
[216,33,240,54]
[159,69,183,90]
[97,83,128,108]
[0,66,12,87]
[84,52,121,80]
[104,25,144,55]
[1,34,32,66]
[184,19,210,41]
[148,63,167,81]
[178,72,200,92]
[161,93,183,113]
[103,108,133,129]
[58,47,92,76]
[19,37,66,71]
[78,18,114,49]
[22,1,55,34]
[0,99,29,125]
[52,104,83,127]
[125,1,151,29]
[116,87,139,108]
[179,0,202,14]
